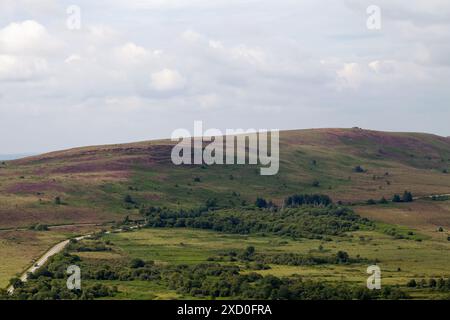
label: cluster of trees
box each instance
[392,191,414,203]
[254,197,277,209]
[28,223,49,231]
[4,253,118,300]
[211,247,368,267]
[254,194,333,209]
[163,263,408,300]
[366,191,414,205]
[67,240,112,253]
[407,278,450,291]
[252,250,367,266]
[2,278,117,300]
[284,194,333,207]
[142,205,370,240]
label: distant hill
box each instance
[0,153,35,161]
[1,128,449,228]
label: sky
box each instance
[0,0,449,154]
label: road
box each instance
[413,193,450,200]
[6,225,141,294]
[6,234,89,294]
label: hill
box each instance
[0,127,449,229]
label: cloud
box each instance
[0,20,56,81]
[150,68,186,91]
[1,1,450,153]
[0,20,56,54]
[368,60,396,73]
[64,54,81,64]
[0,54,48,81]
[336,63,363,89]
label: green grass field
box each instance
[65,225,450,299]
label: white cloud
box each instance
[336,63,363,89]
[230,45,266,67]
[150,68,186,91]
[0,20,55,54]
[64,54,81,64]
[0,54,48,81]
[181,29,204,43]
[368,60,396,74]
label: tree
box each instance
[402,191,413,202]
[205,198,217,208]
[124,194,134,204]
[9,277,23,289]
[54,196,62,205]
[366,199,376,205]
[429,278,437,288]
[130,258,145,268]
[34,224,49,231]
[406,279,417,287]
[255,197,268,208]
[379,197,388,204]
[392,194,401,203]
[284,194,332,207]
[240,246,256,261]
[335,251,349,263]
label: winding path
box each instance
[6,235,89,294]
[6,225,142,294]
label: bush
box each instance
[130,258,146,269]
[284,194,332,207]
[429,279,437,288]
[353,165,365,173]
[29,224,49,231]
[402,191,413,202]
[392,194,402,203]
[124,194,134,204]
[407,279,417,287]
[255,197,268,208]
[335,251,350,263]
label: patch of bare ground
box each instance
[0,207,121,229]
[5,180,67,194]
[355,200,450,234]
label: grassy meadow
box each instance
[52,223,450,299]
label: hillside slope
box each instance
[0,128,449,228]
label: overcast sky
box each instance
[0,0,449,154]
